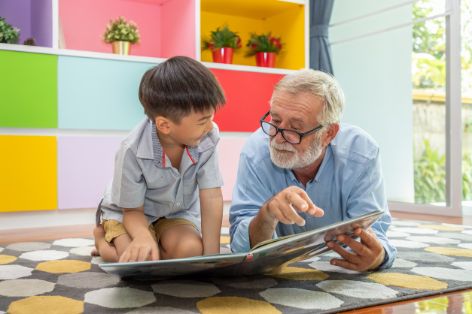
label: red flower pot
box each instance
[256,52,276,67]
[212,47,234,64]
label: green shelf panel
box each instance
[0,50,57,128]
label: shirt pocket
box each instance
[144,170,174,190]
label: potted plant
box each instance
[103,17,140,55]
[0,17,20,44]
[246,33,283,67]
[202,25,241,64]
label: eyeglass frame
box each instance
[259,111,324,145]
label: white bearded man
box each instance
[229,70,396,271]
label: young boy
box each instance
[93,56,226,263]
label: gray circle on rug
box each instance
[398,251,454,263]
[0,265,33,280]
[212,277,277,289]
[57,272,120,289]
[85,287,156,308]
[0,279,55,297]
[260,287,344,310]
[6,242,51,252]
[152,280,220,298]
[437,233,472,241]
[126,307,198,314]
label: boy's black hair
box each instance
[139,56,226,122]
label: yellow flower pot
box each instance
[111,41,130,55]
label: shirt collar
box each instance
[313,144,333,183]
[136,119,154,160]
[136,119,218,168]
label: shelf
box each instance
[0,50,57,128]
[58,0,196,58]
[0,0,53,47]
[200,0,307,70]
[0,135,57,212]
[0,44,296,75]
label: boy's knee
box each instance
[161,231,203,259]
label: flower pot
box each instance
[212,47,234,64]
[256,52,276,67]
[112,41,131,55]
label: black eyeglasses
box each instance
[259,111,324,144]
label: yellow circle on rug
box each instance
[8,296,83,314]
[426,247,472,257]
[0,255,17,264]
[419,224,464,232]
[220,235,230,245]
[368,272,448,290]
[197,296,280,314]
[36,260,91,273]
[271,265,329,281]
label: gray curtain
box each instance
[309,0,334,74]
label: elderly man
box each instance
[229,70,396,271]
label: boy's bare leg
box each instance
[93,225,118,262]
[159,225,203,259]
[113,233,132,259]
[93,226,131,262]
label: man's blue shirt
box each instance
[229,124,396,269]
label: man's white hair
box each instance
[272,69,345,125]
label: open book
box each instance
[99,210,383,280]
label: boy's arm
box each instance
[119,207,159,262]
[199,187,223,255]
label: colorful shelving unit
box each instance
[0,0,308,212]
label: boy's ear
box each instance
[155,116,172,135]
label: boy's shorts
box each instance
[102,218,197,244]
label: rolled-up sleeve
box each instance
[110,146,146,209]
[346,149,397,269]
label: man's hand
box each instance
[265,186,324,226]
[250,186,324,248]
[118,234,159,263]
[327,228,385,271]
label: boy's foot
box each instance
[92,225,106,256]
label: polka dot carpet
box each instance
[1,219,472,314]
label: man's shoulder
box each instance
[331,123,380,164]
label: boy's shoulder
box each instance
[118,118,153,159]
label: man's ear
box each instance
[322,123,340,146]
[155,116,172,135]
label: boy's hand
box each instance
[118,235,159,263]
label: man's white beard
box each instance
[269,136,323,169]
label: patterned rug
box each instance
[1,219,472,314]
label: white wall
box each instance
[330,0,414,202]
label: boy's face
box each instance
[163,109,215,147]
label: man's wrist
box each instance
[369,248,387,271]
[260,200,278,229]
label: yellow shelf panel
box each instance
[201,0,305,70]
[0,136,57,212]
[202,0,303,19]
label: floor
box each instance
[1,210,471,313]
